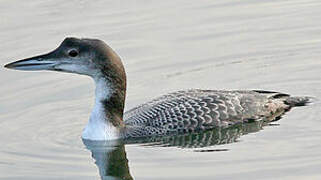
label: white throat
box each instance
[82,77,120,140]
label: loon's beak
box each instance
[4,53,59,71]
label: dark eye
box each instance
[68,49,79,57]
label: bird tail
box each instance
[284,96,315,107]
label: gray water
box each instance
[1,0,321,179]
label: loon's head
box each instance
[5,38,127,140]
[5,37,126,82]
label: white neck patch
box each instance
[82,77,120,140]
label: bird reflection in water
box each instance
[83,120,269,180]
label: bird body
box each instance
[122,89,308,138]
[5,37,310,141]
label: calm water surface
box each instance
[1,0,321,179]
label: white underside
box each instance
[82,78,120,141]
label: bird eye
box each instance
[68,49,79,57]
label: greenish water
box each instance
[1,0,321,179]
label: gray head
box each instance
[5,37,126,80]
[5,38,127,120]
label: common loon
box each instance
[5,37,310,141]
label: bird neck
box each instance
[82,76,126,140]
[95,77,125,126]
[83,44,127,140]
